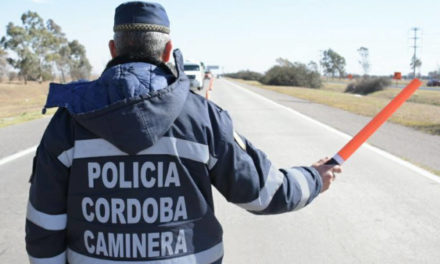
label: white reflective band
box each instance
[207,156,218,170]
[137,137,209,164]
[237,165,284,212]
[58,137,210,168]
[74,138,126,159]
[57,147,74,167]
[67,242,223,264]
[332,153,345,165]
[26,201,67,231]
[290,168,311,211]
[29,250,66,264]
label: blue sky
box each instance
[0,0,439,76]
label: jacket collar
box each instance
[104,54,166,72]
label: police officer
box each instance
[25,2,341,263]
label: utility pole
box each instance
[410,27,420,77]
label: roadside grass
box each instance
[233,79,440,135]
[371,89,440,106]
[325,78,426,86]
[0,81,55,128]
[322,82,346,92]
[322,81,440,106]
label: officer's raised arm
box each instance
[208,104,330,214]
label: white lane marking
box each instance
[0,145,37,167]
[222,79,440,184]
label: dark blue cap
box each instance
[113,1,170,34]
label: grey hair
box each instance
[113,31,170,63]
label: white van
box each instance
[184,61,205,91]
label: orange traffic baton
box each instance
[326,78,423,165]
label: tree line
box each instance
[0,11,91,84]
[224,48,350,89]
[225,47,395,95]
[226,43,440,86]
[224,59,322,89]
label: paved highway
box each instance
[1,79,440,263]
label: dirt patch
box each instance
[0,81,53,127]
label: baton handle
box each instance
[324,158,340,166]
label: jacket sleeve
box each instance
[25,109,73,264]
[208,104,323,214]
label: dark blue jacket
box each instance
[25,50,323,264]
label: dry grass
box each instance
[322,82,346,92]
[0,81,55,127]
[324,78,426,86]
[234,79,440,135]
[372,89,440,106]
[323,81,440,106]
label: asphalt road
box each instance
[1,79,440,263]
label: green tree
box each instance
[45,19,69,82]
[68,40,92,80]
[0,47,8,81]
[1,11,92,83]
[1,11,53,83]
[345,77,390,95]
[1,21,37,83]
[410,56,422,77]
[357,47,370,75]
[223,70,262,81]
[307,61,318,72]
[45,20,92,81]
[320,49,346,78]
[21,11,55,81]
[261,58,322,88]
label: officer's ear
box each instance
[109,40,117,58]
[162,40,173,62]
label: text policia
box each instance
[81,160,189,258]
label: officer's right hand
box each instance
[312,157,342,193]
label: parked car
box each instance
[427,79,440,87]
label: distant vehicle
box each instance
[207,65,221,79]
[184,61,205,91]
[427,79,440,87]
[204,70,212,80]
